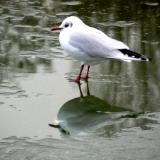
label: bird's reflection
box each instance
[49,81,157,136]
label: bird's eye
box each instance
[64,23,69,28]
[64,22,73,28]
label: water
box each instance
[0,0,160,159]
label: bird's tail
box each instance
[119,49,151,62]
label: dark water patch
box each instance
[50,81,159,137]
[21,16,39,26]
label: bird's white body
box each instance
[57,16,148,64]
[59,25,126,63]
[51,16,149,81]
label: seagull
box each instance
[51,16,150,82]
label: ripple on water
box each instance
[14,25,34,33]
[144,2,159,7]
[60,1,81,6]
[0,80,26,97]
[56,11,77,16]
[98,21,136,28]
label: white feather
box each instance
[58,16,148,64]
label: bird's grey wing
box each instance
[69,29,128,59]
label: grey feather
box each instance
[69,28,128,59]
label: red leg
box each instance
[86,65,90,79]
[81,65,90,81]
[74,64,84,83]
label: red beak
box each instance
[51,26,62,32]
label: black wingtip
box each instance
[141,56,151,62]
[119,49,151,62]
[141,57,150,62]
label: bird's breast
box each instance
[58,30,105,64]
[59,31,88,61]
